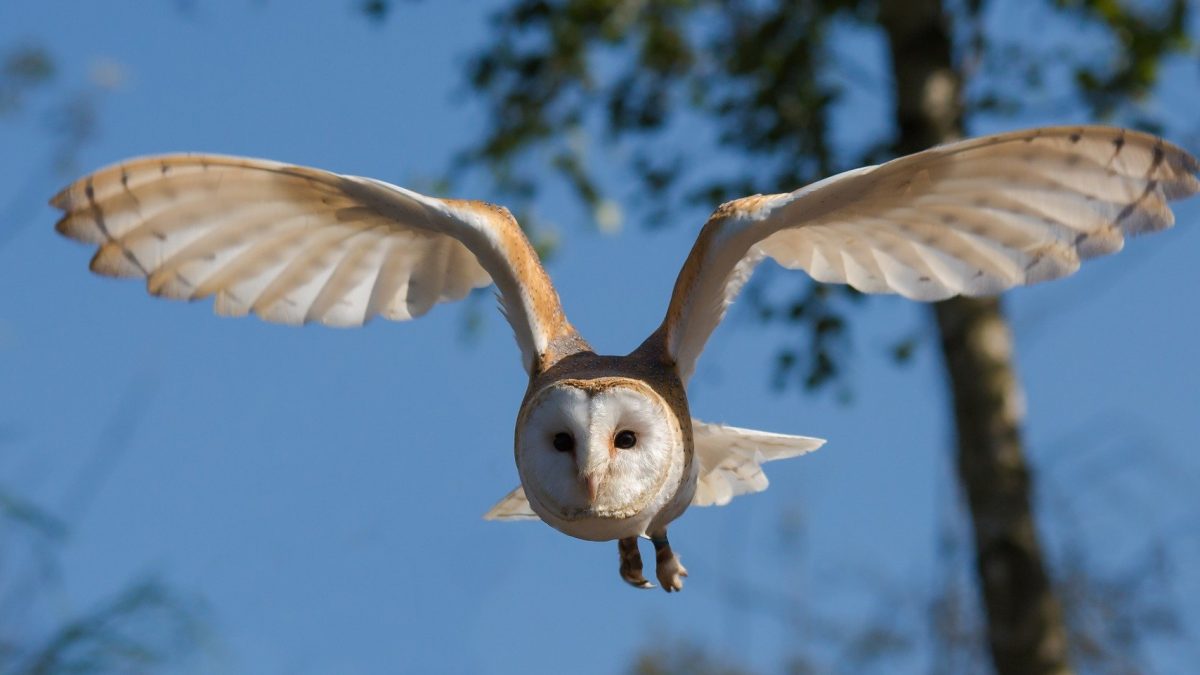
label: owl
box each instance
[52,126,1198,591]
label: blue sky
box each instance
[2,2,1198,674]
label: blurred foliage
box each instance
[359,0,419,24]
[0,377,204,675]
[629,641,755,675]
[0,47,55,115]
[0,487,205,675]
[0,489,67,542]
[12,583,203,675]
[0,47,118,251]
[1,45,201,673]
[1061,0,1192,120]
[360,0,1195,394]
[1058,545,1182,675]
[0,45,117,173]
[746,281,865,397]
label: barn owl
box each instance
[52,126,1198,592]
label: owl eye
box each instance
[552,432,575,453]
[614,430,637,449]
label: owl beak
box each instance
[583,473,601,502]
[578,442,607,503]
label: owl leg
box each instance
[618,537,654,589]
[650,530,688,593]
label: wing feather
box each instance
[483,486,540,521]
[655,126,1198,382]
[53,154,581,372]
[691,420,825,507]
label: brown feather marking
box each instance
[654,192,793,378]
[444,199,584,373]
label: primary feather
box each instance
[659,126,1200,383]
[52,154,577,373]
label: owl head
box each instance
[515,377,684,541]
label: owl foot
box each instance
[651,532,688,593]
[618,537,654,589]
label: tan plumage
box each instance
[658,126,1199,382]
[52,126,1198,592]
[52,154,574,373]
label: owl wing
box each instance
[690,420,824,507]
[655,126,1200,383]
[482,485,539,521]
[52,154,578,373]
[483,419,825,518]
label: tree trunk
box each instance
[878,1,1072,674]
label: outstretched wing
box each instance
[690,420,824,507]
[655,126,1199,383]
[482,419,825,518]
[52,154,577,373]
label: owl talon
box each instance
[656,557,687,592]
[651,531,687,593]
[625,575,655,589]
[618,537,654,589]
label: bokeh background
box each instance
[2,2,1198,674]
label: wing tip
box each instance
[49,184,74,211]
[88,242,145,278]
[54,212,104,244]
[1175,143,1199,176]
[482,511,541,522]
